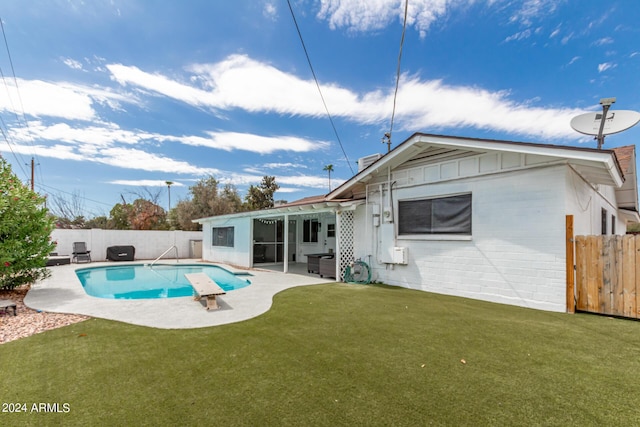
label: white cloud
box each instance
[193,132,330,154]
[509,0,562,27]
[107,54,586,140]
[592,37,614,47]
[505,29,532,42]
[567,56,580,66]
[549,28,560,38]
[0,78,135,121]
[263,162,306,169]
[598,62,616,73]
[388,75,582,139]
[62,57,84,70]
[108,179,185,187]
[316,0,459,37]
[107,64,215,109]
[561,32,573,45]
[94,147,218,175]
[263,1,277,20]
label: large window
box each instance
[212,226,234,247]
[398,194,472,235]
[303,219,319,243]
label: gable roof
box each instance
[328,133,627,201]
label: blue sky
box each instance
[1,0,639,217]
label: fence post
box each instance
[566,215,575,313]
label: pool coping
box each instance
[24,259,334,329]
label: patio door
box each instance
[253,219,283,264]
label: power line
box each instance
[0,115,29,179]
[386,0,409,152]
[286,0,354,175]
[0,17,43,182]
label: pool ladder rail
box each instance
[148,245,179,267]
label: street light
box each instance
[165,181,174,211]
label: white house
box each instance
[196,133,639,312]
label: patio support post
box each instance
[284,214,289,273]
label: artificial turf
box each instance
[2,283,640,426]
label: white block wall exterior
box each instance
[51,229,203,261]
[201,217,252,267]
[355,164,612,312]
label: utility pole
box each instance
[381,132,391,153]
[25,157,36,191]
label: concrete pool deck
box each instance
[24,260,334,329]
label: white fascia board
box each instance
[195,202,350,223]
[619,209,640,224]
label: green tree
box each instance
[0,157,55,289]
[244,176,279,211]
[85,215,108,229]
[108,203,131,229]
[173,176,244,230]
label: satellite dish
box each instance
[570,110,640,136]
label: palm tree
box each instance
[323,164,334,191]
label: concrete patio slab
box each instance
[24,260,334,329]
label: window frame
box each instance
[302,219,319,243]
[397,193,472,239]
[212,226,234,247]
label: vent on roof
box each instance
[358,153,382,172]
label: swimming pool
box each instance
[76,264,251,300]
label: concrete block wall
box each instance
[51,229,203,261]
[359,165,570,312]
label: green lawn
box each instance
[2,283,640,426]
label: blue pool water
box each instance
[76,264,251,299]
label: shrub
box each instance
[0,157,55,289]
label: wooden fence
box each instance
[573,234,640,318]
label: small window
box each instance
[303,219,319,243]
[399,194,472,235]
[327,224,335,238]
[212,227,234,247]
[601,208,608,235]
[611,215,616,235]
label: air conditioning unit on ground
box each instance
[392,247,408,265]
[357,153,383,172]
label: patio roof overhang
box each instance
[194,199,364,224]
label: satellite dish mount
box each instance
[596,97,616,149]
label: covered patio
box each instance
[197,196,362,280]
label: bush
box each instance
[0,157,55,289]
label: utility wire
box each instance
[387,0,409,151]
[0,114,29,178]
[286,0,354,175]
[0,17,43,185]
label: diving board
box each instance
[184,273,226,310]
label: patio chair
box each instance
[72,242,91,263]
